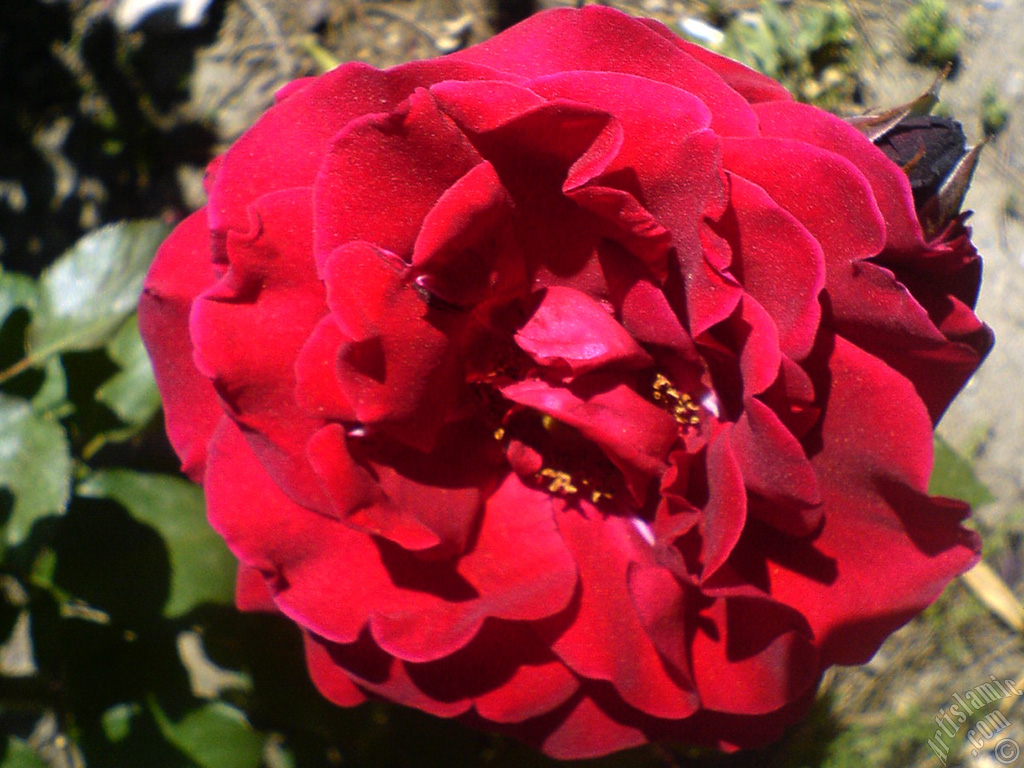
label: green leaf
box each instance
[150,700,264,768]
[96,315,160,427]
[102,702,143,743]
[0,271,37,326]
[30,356,68,413]
[77,470,236,617]
[930,435,994,509]
[27,220,170,361]
[0,394,73,547]
[0,738,47,768]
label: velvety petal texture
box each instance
[139,5,991,760]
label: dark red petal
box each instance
[720,137,886,301]
[543,507,699,719]
[448,6,760,137]
[411,161,524,307]
[601,247,699,356]
[733,398,821,527]
[306,424,443,552]
[515,286,652,375]
[302,633,368,707]
[535,693,648,759]
[208,58,518,239]
[730,294,782,398]
[304,631,466,716]
[234,564,277,613]
[138,209,222,482]
[749,338,980,665]
[405,621,580,724]
[626,562,696,686]
[688,596,818,714]
[500,377,677,480]
[369,475,577,661]
[528,71,715,272]
[205,418,378,644]
[717,174,824,360]
[310,419,496,558]
[314,87,482,266]
[700,425,747,580]
[754,100,926,256]
[191,188,330,510]
[207,422,573,661]
[294,315,355,422]
[321,241,461,450]
[473,653,580,724]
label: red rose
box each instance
[139,7,992,758]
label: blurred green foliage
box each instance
[713,1,860,108]
[903,0,962,66]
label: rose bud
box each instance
[139,6,992,759]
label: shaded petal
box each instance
[500,377,678,480]
[209,58,518,239]
[369,475,578,661]
[408,621,579,723]
[234,564,276,613]
[736,338,981,665]
[733,398,821,533]
[411,161,525,307]
[191,188,330,511]
[302,632,368,708]
[206,423,574,662]
[716,174,824,360]
[700,425,747,580]
[688,596,818,714]
[321,241,462,450]
[138,209,222,482]
[305,630,465,716]
[542,508,700,719]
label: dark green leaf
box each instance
[102,702,143,743]
[30,356,68,412]
[0,271,37,326]
[930,435,994,509]
[0,394,73,547]
[77,470,235,617]
[27,220,170,360]
[150,700,264,768]
[96,314,160,427]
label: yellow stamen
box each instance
[651,373,701,427]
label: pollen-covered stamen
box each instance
[536,467,614,504]
[651,373,701,428]
[501,411,619,505]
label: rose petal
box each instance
[542,507,699,719]
[501,376,678,481]
[191,188,331,510]
[315,87,482,266]
[321,241,462,450]
[515,286,652,375]
[449,5,761,136]
[754,100,925,256]
[716,174,824,360]
[138,208,222,482]
[740,338,981,665]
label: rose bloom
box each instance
[140,6,992,759]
